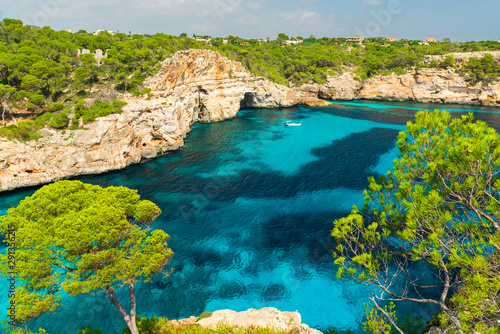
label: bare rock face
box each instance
[298,72,362,101]
[196,308,322,334]
[146,49,330,123]
[359,68,500,106]
[301,67,500,106]
[0,49,329,193]
[0,96,195,192]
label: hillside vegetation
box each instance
[0,18,499,141]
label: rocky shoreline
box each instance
[300,68,500,106]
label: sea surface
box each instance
[1,100,500,333]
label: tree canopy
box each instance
[0,180,173,334]
[332,110,500,333]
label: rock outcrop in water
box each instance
[300,68,500,106]
[0,49,329,193]
[170,308,322,334]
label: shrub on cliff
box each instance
[463,53,500,84]
[73,98,127,124]
[48,109,70,128]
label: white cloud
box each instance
[247,1,261,9]
[300,9,318,20]
[362,0,380,5]
[1,0,361,39]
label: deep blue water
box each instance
[1,100,500,333]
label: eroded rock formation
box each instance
[146,49,330,122]
[299,68,500,106]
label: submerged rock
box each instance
[262,283,290,301]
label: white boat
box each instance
[284,121,302,127]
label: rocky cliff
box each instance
[146,49,329,122]
[423,51,500,65]
[0,49,329,193]
[170,308,322,334]
[300,68,500,106]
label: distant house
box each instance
[347,36,364,43]
[196,37,212,43]
[424,37,438,43]
[386,38,397,42]
[240,42,250,46]
[283,40,303,46]
[77,49,108,65]
[223,39,229,44]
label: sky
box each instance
[1,0,499,41]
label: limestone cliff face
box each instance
[146,49,330,123]
[359,68,500,105]
[299,72,362,101]
[0,49,329,193]
[301,68,500,106]
[0,97,195,192]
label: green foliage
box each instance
[45,101,64,112]
[78,327,104,334]
[145,318,301,334]
[363,303,395,334]
[0,19,208,112]
[449,251,500,333]
[158,323,296,334]
[122,316,161,334]
[1,327,47,334]
[362,303,426,334]
[214,37,498,86]
[332,110,500,332]
[0,120,43,141]
[74,99,127,124]
[463,53,500,84]
[48,109,69,128]
[0,104,81,139]
[324,329,356,334]
[0,180,172,325]
[439,54,455,69]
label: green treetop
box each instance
[0,180,173,334]
[332,110,500,333]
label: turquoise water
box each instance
[1,101,500,333]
